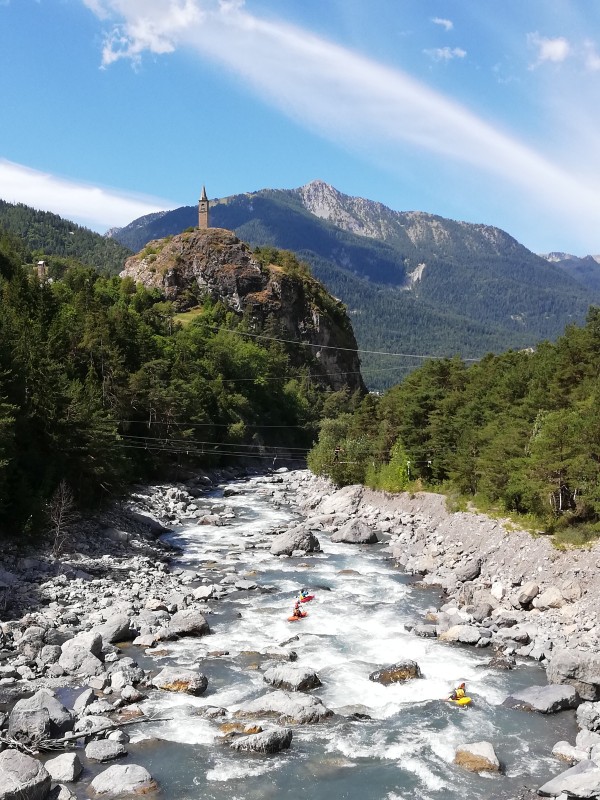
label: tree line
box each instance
[0,230,355,541]
[309,308,600,543]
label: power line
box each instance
[210,325,481,362]
[119,433,311,452]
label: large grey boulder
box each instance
[58,632,104,677]
[455,560,481,583]
[88,764,157,796]
[331,520,378,545]
[85,741,127,762]
[8,690,73,743]
[44,753,82,783]
[263,664,321,692]
[270,528,321,556]
[547,650,600,701]
[166,609,210,638]
[503,685,579,714]
[95,614,135,644]
[538,759,600,797]
[73,715,114,736]
[369,660,422,684]
[438,625,482,645]
[534,587,564,610]
[0,750,51,800]
[151,666,208,695]
[229,727,293,754]
[454,741,500,772]
[235,690,332,724]
[517,581,540,606]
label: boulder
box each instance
[547,650,600,702]
[263,664,321,692]
[369,660,422,684]
[413,624,437,638]
[577,702,600,732]
[88,764,157,796]
[552,741,588,764]
[48,786,76,800]
[439,625,482,645]
[84,741,127,762]
[229,727,293,754]
[9,690,73,742]
[235,690,332,724]
[95,614,135,644]
[454,741,500,772]
[270,528,321,556]
[58,632,104,677]
[151,666,208,695]
[503,685,579,714]
[73,716,114,736]
[533,587,564,611]
[455,560,481,583]
[538,759,600,797]
[44,753,83,783]
[0,750,51,800]
[166,609,210,638]
[517,581,540,606]
[72,688,95,715]
[330,520,378,545]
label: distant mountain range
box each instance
[109,181,600,389]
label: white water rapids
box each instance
[119,472,575,800]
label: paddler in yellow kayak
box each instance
[448,682,466,701]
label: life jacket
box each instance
[455,687,465,699]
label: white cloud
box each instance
[0,160,171,231]
[73,2,600,241]
[424,46,466,62]
[527,32,571,67]
[431,17,453,32]
[584,41,600,71]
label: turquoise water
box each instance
[113,475,575,800]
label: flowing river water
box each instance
[121,473,575,799]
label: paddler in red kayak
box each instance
[291,600,306,619]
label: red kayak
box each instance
[288,613,308,622]
[300,595,314,603]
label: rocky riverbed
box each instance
[1,468,600,799]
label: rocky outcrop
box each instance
[502,685,579,714]
[454,741,501,773]
[369,660,422,684]
[88,764,157,797]
[270,527,321,557]
[263,664,321,692]
[0,750,51,800]
[235,690,332,724]
[121,228,365,393]
[228,727,293,754]
[330,520,379,545]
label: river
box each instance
[122,471,575,799]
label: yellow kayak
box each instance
[447,696,472,706]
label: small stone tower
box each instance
[198,185,209,229]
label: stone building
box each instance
[198,186,209,229]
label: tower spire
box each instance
[198,185,209,229]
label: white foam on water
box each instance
[399,756,448,792]
[206,758,280,782]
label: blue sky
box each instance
[1,0,599,254]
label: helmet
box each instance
[459,683,465,688]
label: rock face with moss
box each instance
[121,228,365,392]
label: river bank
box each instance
[1,468,599,799]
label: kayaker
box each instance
[449,682,466,700]
[292,601,304,619]
[299,588,310,600]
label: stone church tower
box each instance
[198,185,209,229]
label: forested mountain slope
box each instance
[0,200,132,274]
[309,308,600,542]
[0,228,361,540]
[111,183,599,390]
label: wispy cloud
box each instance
[527,32,571,67]
[424,46,466,62]
[431,17,453,32]
[75,2,600,240]
[584,40,600,71]
[0,160,171,231]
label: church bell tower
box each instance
[198,185,209,229]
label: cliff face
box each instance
[121,228,365,394]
